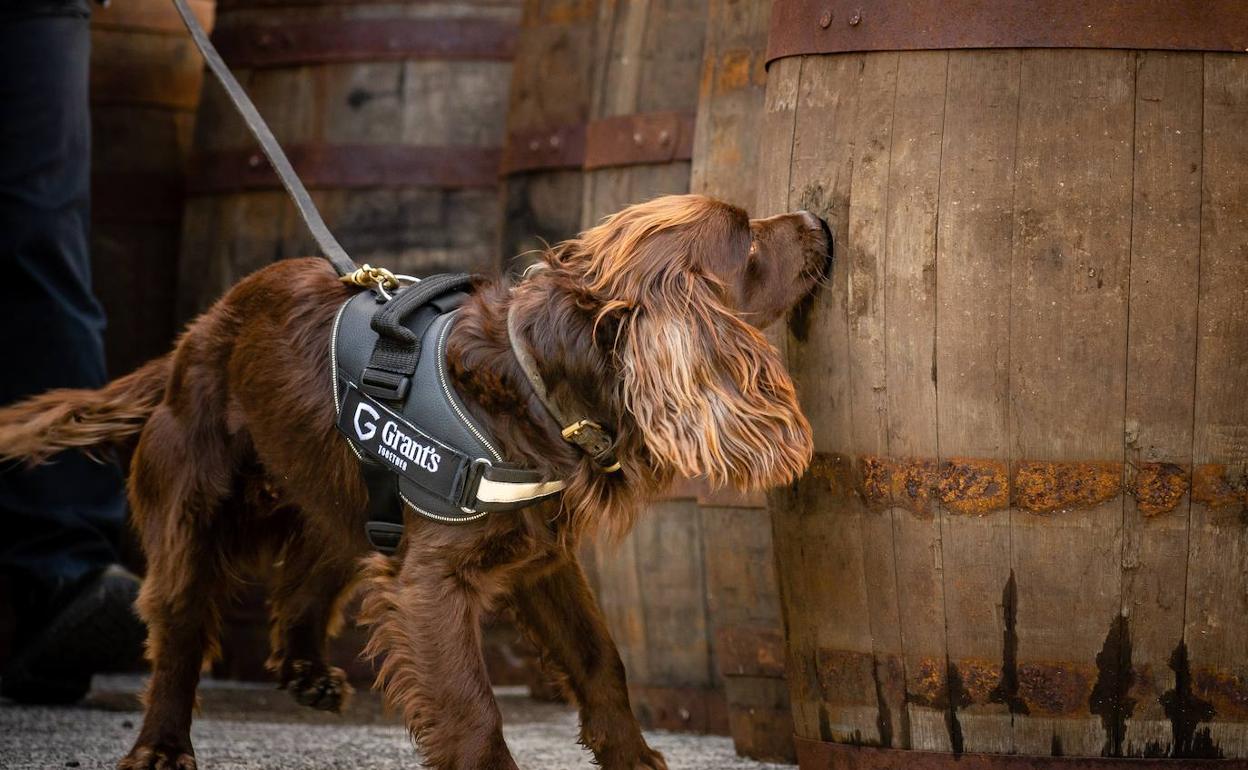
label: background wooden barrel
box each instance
[689,0,794,761]
[582,481,728,734]
[701,487,795,761]
[176,0,520,320]
[498,0,599,273]
[89,0,214,376]
[577,0,706,227]
[572,0,722,735]
[760,1,1248,765]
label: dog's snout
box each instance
[795,210,835,265]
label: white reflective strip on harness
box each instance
[475,477,566,504]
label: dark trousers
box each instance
[0,11,126,612]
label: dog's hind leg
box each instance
[358,550,519,770]
[119,408,231,770]
[267,533,360,713]
[510,558,668,770]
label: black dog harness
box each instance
[332,275,566,552]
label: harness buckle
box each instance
[359,367,410,401]
[458,457,492,511]
[364,521,405,554]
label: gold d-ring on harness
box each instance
[341,264,401,293]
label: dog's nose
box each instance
[798,210,835,266]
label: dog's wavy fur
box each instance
[0,194,826,770]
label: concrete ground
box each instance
[0,675,795,769]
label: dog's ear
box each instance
[616,274,812,489]
[564,194,812,489]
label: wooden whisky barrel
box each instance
[573,0,721,735]
[760,1,1248,766]
[498,0,599,273]
[689,0,794,761]
[89,0,214,375]
[176,0,520,320]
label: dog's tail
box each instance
[0,355,172,466]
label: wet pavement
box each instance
[0,675,795,769]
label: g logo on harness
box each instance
[354,401,379,441]
[337,384,464,499]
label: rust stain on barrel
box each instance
[908,657,946,706]
[815,648,882,702]
[715,50,754,91]
[1132,462,1190,515]
[890,459,940,517]
[1013,461,1121,513]
[1191,464,1247,508]
[807,452,855,496]
[1194,668,1248,721]
[936,458,1010,514]
[858,456,941,516]
[805,453,1220,517]
[959,657,1005,704]
[859,455,892,509]
[1016,662,1095,716]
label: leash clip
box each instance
[342,264,401,295]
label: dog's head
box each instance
[550,194,829,492]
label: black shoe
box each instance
[1,564,145,704]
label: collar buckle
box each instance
[561,420,622,473]
[560,419,601,441]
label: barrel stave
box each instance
[933,49,1022,756]
[498,0,598,269]
[1184,52,1248,758]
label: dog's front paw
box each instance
[118,744,196,770]
[592,742,668,770]
[283,660,353,713]
[632,745,668,770]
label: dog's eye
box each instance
[745,253,763,282]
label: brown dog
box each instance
[0,194,828,770]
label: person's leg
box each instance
[0,9,142,702]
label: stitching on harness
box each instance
[330,298,365,463]
[398,489,489,523]
[436,311,503,462]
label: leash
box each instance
[172,0,373,283]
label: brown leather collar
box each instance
[506,293,621,473]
